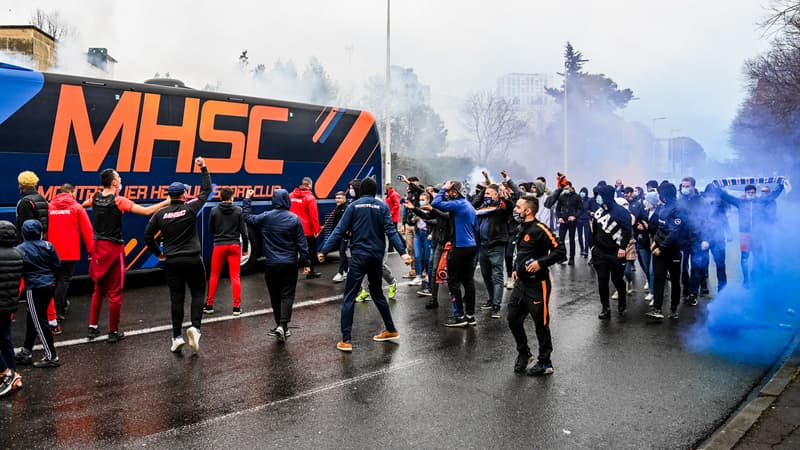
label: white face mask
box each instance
[349,188,356,197]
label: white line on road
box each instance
[131,358,425,445]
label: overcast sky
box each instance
[3,0,774,161]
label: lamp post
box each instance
[383,0,392,185]
[563,62,568,173]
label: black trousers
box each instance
[446,246,478,317]
[653,248,682,312]
[265,264,299,327]
[592,250,627,311]
[23,285,57,360]
[306,236,318,272]
[431,242,445,302]
[577,221,591,253]
[558,221,577,259]
[165,256,206,338]
[54,260,76,315]
[507,278,552,364]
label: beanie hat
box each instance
[17,171,39,187]
[645,192,659,206]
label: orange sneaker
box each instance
[336,341,353,352]
[11,372,22,390]
[372,330,400,342]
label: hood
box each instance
[272,189,291,209]
[349,179,362,199]
[659,183,677,204]
[22,219,42,241]
[218,202,236,214]
[292,186,310,197]
[50,192,78,209]
[0,220,16,247]
[598,185,616,205]
[579,187,589,196]
[532,181,546,198]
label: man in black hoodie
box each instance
[591,185,632,319]
[16,171,48,243]
[144,157,212,353]
[243,188,310,342]
[646,182,684,321]
[545,180,582,265]
[205,187,249,316]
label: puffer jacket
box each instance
[16,187,48,243]
[243,189,310,266]
[16,220,60,288]
[0,221,23,314]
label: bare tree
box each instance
[460,91,527,165]
[29,9,73,41]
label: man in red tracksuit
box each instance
[48,184,94,320]
[385,183,401,252]
[290,177,321,278]
[205,187,249,316]
[83,169,169,343]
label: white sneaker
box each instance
[627,281,634,294]
[332,273,344,283]
[643,282,649,290]
[611,291,619,300]
[409,276,423,286]
[187,326,201,353]
[645,293,654,301]
[505,278,514,289]
[170,336,185,353]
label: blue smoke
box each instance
[683,199,800,365]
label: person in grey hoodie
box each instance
[15,220,61,368]
[243,188,310,341]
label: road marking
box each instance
[24,280,415,350]
[132,358,425,444]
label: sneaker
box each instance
[15,349,32,365]
[186,327,201,352]
[645,293,654,301]
[50,324,62,336]
[332,273,345,283]
[11,372,22,391]
[643,282,649,290]
[627,281,634,294]
[402,271,416,279]
[373,330,400,342]
[490,308,502,319]
[356,289,370,302]
[505,278,514,289]
[0,373,13,397]
[388,282,397,300]
[526,361,554,376]
[33,357,60,368]
[409,276,423,286]
[700,287,710,297]
[203,304,215,314]
[685,294,698,307]
[107,330,125,344]
[669,309,679,319]
[646,307,664,320]
[514,354,535,373]
[598,308,611,320]
[444,316,469,327]
[336,341,353,352]
[416,288,432,297]
[567,258,574,266]
[267,327,292,337]
[306,271,322,279]
[466,315,477,326]
[425,299,439,309]
[232,307,241,317]
[87,326,101,340]
[480,302,494,311]
[611,291,619,300]
[275,326,287,342]
[171,336,185,353]
[618,309,627,318]
[648,297,655,307]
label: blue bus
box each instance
[0,62,382,274]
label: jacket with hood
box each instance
[16,187,48,243]
[48,192,94,261]
[320,178,406,260]
[0,221,23,314]
[209,202,249,252]
[531,180,552,226]
[289,186,320,236]
[144,167,212,259]
[577,188,592,224]
[514,218,566,282]
[386,188,401,223]
[243,189,310,266]
[677,189,708,248]
[411,205,452,244]
[545,187,583,221]
[591,185,633,254]
[652,183,684,253]
[431,189,477,248]
[718,183,784,233]
[474,192,513,248]
[16,220,60,288]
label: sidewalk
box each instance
[700,335,800,449]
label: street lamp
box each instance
[563,62,568,173]
[384,0,392,186]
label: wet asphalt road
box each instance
[0,252,779,449]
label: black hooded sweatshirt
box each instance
[591,185,632,254]
[210,202,249,253]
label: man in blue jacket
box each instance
[431,180,478,327]
[243,188,310,342]
[318,177,411,352]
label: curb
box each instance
[698,331,800,450]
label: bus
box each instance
[0,62,382,275]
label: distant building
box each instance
[0,25,56,71]
[87,47,117,76]
[496,72,558,133]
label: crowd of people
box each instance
[0,161,790,397]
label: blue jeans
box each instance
[341,254,397,342]
[637,248,653,295]
[709,237,727,292]
[413,228,431,276]
[479,245,506,308]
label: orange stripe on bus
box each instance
[124,239,138,256]
[125,231,160,270]
[542,280,548,326]
[315,111,375,199]
[353,140,380,180]
[537,223,559,248]
[315,106,329,123]
[312,107,338,143]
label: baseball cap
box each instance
[168,182,189,197]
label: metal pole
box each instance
[563,65,568,173]
[383,0,392,186]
